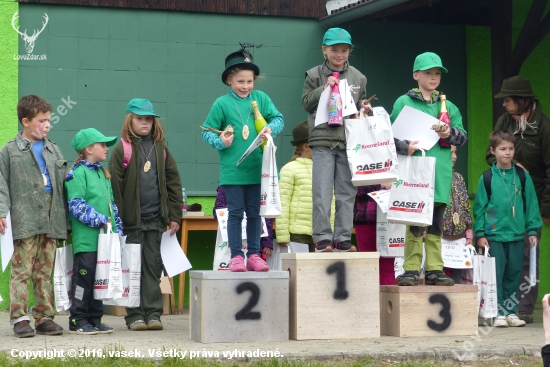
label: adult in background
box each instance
[487,76,550,324]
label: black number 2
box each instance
[427,294,451,332]
[327,261,349,300]
[235,282,261,320]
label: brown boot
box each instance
[13,320,35,338]
[35,319,64,336]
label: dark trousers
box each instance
[124,217,165,326]
[518,229,541,314]
[69,251,104,327]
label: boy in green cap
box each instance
[0,95,68,337]
[65,128,122,334]
[390,52,467,286]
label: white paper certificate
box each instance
[391,105,441,151]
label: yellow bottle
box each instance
[251,101,267,149]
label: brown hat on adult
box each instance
[494,76,537,98]
[290,120,309,146]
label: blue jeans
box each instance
[223,184,261,259]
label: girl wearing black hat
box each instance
[488,75,550,324]
[201,46,284,272]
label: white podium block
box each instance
[281,253,380,340]
[189,270,289,343]
[380,284,478,337]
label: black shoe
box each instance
[334,240,357,252]
[315,239,333,252]
[517,311,533,324]
[35,319,64,335]
[13,320,35,338]
[396,271,420,286]
[425,270,455,286]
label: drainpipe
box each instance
[320,0,411,28]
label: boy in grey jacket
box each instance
[0,95,69,337]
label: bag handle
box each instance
[102,222,114,234]
[264,133,273,146]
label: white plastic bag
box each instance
[53,243,73,312]
[473,249,498,318]
[266,241,282,271]
[260,134,282,218]
[94,224,123,301]
[376,206,406,257]
[212,228,248,271]
[104,242,141,307]
[387,150,435,227]
[345,107,398,186]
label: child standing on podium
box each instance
[390,52,467,286]
[201,44,284,272]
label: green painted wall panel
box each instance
[0,0,19,310]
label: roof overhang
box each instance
[320,0,411,27]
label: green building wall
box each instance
[0,0,19,311]
[3,1,548,309]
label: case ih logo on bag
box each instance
[94,278,109,290]
[388,237,405,247]
[355,159,392,175]
[389,201,425,213]
[97,259,110,264]
[261,173,269,178]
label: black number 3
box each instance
[427,294,451,332]
[235,282,261,320]
[327,261,349,300]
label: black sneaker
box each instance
[334,240,357,252]
[425,270,455,286]
[315,239,333,252]
[517,311,533,324]
[94,322,114,334]
[35,319,63,336]
[13,320,35,338]
[69,322,98,335]
[396,270,420,286]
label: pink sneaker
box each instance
[229,255,247,272]
[246,254,270,272]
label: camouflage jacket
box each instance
[0,133,70,240]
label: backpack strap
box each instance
[483,169,492,201]
[121,138,132,169]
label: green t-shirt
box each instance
[203,90,280,185]
[65,166,116,253]
[390,94,465,205]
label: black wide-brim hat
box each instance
[290,120,309,146]
[221,50,260,85]
[494,76,537,98]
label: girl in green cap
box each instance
[109,98,183,331]
[65,128,121,335]
[302,27,369,252]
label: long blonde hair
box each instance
[120,113,165,142]
[66,149,111,179]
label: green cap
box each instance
[494,76,536,98]
[322,28,353,47]
[413,52,448,73]
[126,98,160,117]
[222,50,260,84]
[71,128,117,152]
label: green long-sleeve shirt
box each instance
[474,162,542,242]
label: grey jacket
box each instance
[301,60,367,149]
[0,133,69,240]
